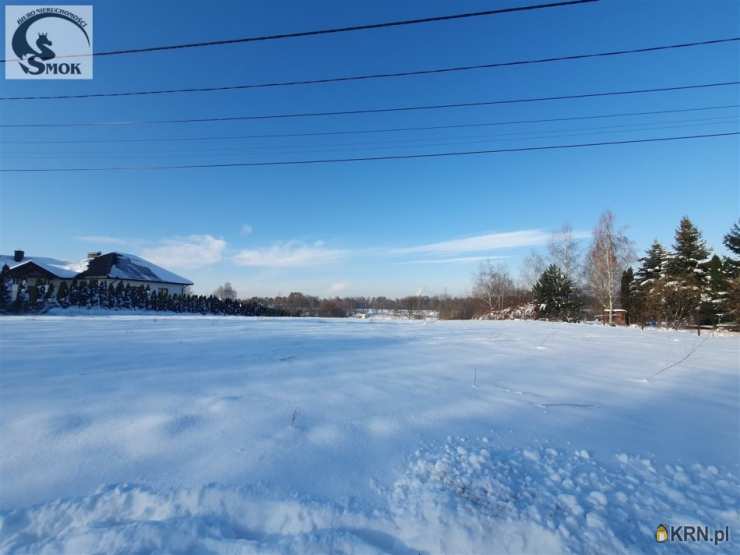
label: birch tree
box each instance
[548,224,581,284]
[519,251,547,289]
[585,211,634,324]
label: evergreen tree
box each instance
[663,217,710,327]
[88,280,99,307]
[107,283,116,309]
[45,281,56,303]
[14,279,29,313]
[620,268,634,324]
[635,240,669,285]
[115,282,125,309]
[57,281,69,307]
[723,220,740,258]
[532,264,581,321]
[631,241,669,326]
[723,220,740,321]
[158,289,169,311]
[667,217,710,274]
[697,255,729,325]
[29,282,40,307]
[77,280,90,308]
[0,265,11,312]
[97,281,107,308]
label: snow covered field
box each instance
[0,316,738,554]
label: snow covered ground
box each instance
[0,316,738,554]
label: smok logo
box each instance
[5,5,92,79]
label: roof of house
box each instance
[77,252,193,286]
[1,252,192,286]
[0,255,81,279]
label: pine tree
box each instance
[697,255,729,325]
[723,220,740,257]
[88,280,99,307]
[45,281,56,304]
[14,279,29,313]
[632,241,669,326]
[723,220,740,321]
[668,217,710,274]
[97,281,107,308]
[77,280,90,308]
[107,283,116,309]
[29,282,40,307]
[532,264,581,321]
[158,289,168,312]
[635,240,669,285]
[0,265,11,312]
[620,268,634,324]
[663,217,711,327]
[115,282,125,309]
[57,281,69,307]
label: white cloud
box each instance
[233,241,345,268]
[399,255,507,264]
[393,229,587,256]
[77,235,128,246]
[240,224,253,237]
[141,235,225,270]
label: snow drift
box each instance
[0,317,737,554]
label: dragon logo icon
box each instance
[6,6,93,79]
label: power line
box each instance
[1,132,735,172]
[3,37,737,101]
[3,81,737,128]
[0,1,598,63]
[5,119,735,159]
[5,104,737,144]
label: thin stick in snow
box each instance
[290,408,299,427]
[473,368,478,389]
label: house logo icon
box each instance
[656,524,669,543]
[5,5,93,79]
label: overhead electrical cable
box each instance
[4,104,737,144]
[1,132,735,173]
[2,37,737,101]
[3,81,737,128]
[0,1,598,63]
[4,119,736,160]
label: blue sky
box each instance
[0,0,738,297]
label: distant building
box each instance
[1,250,193,296]
[602,308,628,326]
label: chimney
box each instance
[13,250,24,262]
[87,251,102,259]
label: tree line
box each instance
[3,214,737,327]
[474,214,738,328]
[215,289,481,319]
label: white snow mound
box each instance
[2,439,738,555]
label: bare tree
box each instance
[214,282,238,301]
[585,212,635,324]
[474,261,514,313]
[548,224,581,284]
[519,251,546,289]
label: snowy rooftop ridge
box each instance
[1,252,192,286]
[0,255,82,279]
[78,252,193,286]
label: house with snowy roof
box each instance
[1,250,193,296]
